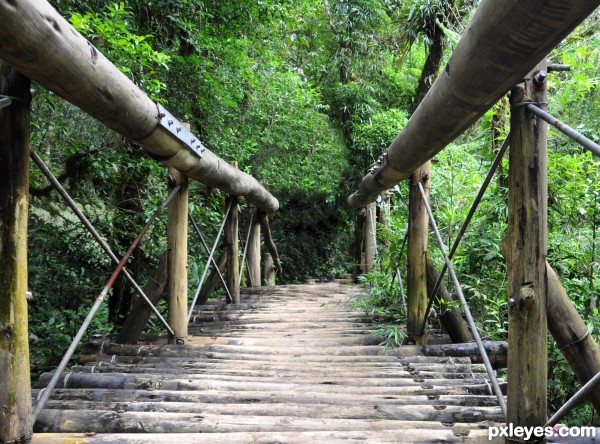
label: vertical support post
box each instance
[363,202,377,273]
[507,61,548,439]
[407,161,430,344]
[167,167,188,344]
[247,207,262,287]
[353,208,367,275]
[226,162,240,303]
[0,62,32,443]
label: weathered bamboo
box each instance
[167,168,188,343]
[0,0,278,212]
[246,208,261,287]
[407,162,430,343]
[425,257,472,344]
[506,62,548,435]
[0,61,32,444]
[31,430,506,444]
[117,252,168,344]
[363,202,377,273]
[547,264,600,414]
[353,208,367,275]
[398,342,508,369]
[348,0,600,207]
[225,171,240,303]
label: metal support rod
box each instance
[421,136,510,333]
[526,104,600,157]
[32,186,180,422]
[0,96,11,109]
[30,149,175,336]
[187,200,233,321]
[188,213,232,303]
[238,211,254,289]
[545,370,600,427]
[418,182,507,417]
[547,64,571,72]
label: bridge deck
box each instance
[32,282,504,443]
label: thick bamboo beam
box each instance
[0,0,278,213]
[363,202,377,274]
[406,163,430,344]
[167,169,188,343]
[506,62,548,436]
[226,175,240,303]
[246,209,261,288]
[348,0,600,207]
[547,264,600,414]
[0,62,32,443]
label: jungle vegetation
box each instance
[25,0,600,425]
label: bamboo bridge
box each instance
[2,0,600,443]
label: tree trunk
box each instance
[246,209,261,287]
[258,211,281,274]
[0,61,33,443]
[407,162,430,344]
[117,252,168,344]
[167,168,188,344]
[506,61,548,437]
[426,257,472,344]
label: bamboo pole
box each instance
[506,61,548,436]
[348,0,600,207]
[247,208,262,287]
[226,164,240,304]
[406,162,430,344]
[0,61,32,444]
[547,264,600,414]
[167,168,188,344]
[0,0,278,213]
[363,202,377,274]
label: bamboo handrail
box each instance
[348,0,599,207]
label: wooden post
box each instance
[506,61,548,437]
[226,162,240,303]
[363,202,377,273]
[247,208,261,287]
[0,62,32,443]
[167,168,188,344]
[353,209,367,275]
[407,161,430,344]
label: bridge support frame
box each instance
[0,61,33,443]
[167,167,189,344]
[407,161,430,344]
[506,61,548,439]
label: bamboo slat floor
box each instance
[32,281,507,443]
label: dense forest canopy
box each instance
[25,0,599,424]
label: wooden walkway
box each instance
[32,282,505,443]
